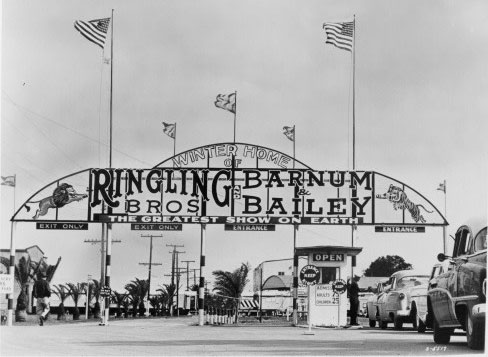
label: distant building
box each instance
[0,246,60,313]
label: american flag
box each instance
[323,21,354,52]
[214,93,236,114]
[74,18,110,49]
[162,122,176,139]
[282,126,295,142]
[1,175,15,187]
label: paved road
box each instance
[0,316,482,356]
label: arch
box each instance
[10,143,447,226]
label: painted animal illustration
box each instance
[25,183,88,220]
[376,184,433,223]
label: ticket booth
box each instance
[296,245,362,327]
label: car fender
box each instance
[428,287,460,327]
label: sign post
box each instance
[332,279,347,327]
[300,265,320,335]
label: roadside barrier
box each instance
[204,293,241,325]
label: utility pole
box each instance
[139,234,164,316]
[166,244,184,315]
[84,237,121,285]
[189,268,199,287]
[181,260,195,291]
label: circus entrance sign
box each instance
[11,143,446,227]
[7,142,448,328]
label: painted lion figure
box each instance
[376,184,433,223]
[25,183,88,220]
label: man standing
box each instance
[347,275,360,326]
[33,272,51,326]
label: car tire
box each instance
[433,318,452,344]
[380,320,388,329]
[466,309,484,350]
[369,319,376,328]
[394,316,403,330]
[417,318,427,333]
[411,305,418,330]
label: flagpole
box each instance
[13,174,16,211]
[109,9,114,168]
[233,91,237,143]
[102,9,114,326]
[173,123,177,157]
[443,180,447,254]
[351,15,357,278]
[293,125,296,169]
[352,15,356,171]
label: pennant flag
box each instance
[161,122,176,139]
[74,18,110,49]
[215,93,236,114]
[283,126,295,142]
[1,176,15,187]
[323,21,354,52]
[437,181,446,193]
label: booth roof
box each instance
[295,245,363,256]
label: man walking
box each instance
[33,272,51,326]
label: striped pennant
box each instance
[74,18,110,49]
[323,21,354,52]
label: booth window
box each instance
[320,267,339,284]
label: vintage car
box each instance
[376,270,430,330]
[366,279,389,327]
[411,261,449,333]
[427,222,486,350]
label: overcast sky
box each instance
[1,0,487,294]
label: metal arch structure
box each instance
[10,142,447,226]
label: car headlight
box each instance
[399,293,405,300]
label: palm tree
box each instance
[156,286,171,316]
[149,295,160,316]
[125,278,149,317]
[89,279,102,318]
[52,284,69,320]
[111,291,127,318]
[212,262,250,323]
[1,256,34,322]
[66,283,83,320]
[122,296,131,318]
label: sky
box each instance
[1,0,487,295]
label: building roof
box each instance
[0,245,44,255]
[262,275,293,290]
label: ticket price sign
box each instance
[315,284,339,306]
[299,265,320,286]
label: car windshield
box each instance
[473,227,487,252]
[396,276,429,289]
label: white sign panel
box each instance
[0,274,14,294]
[315,284,339,306]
